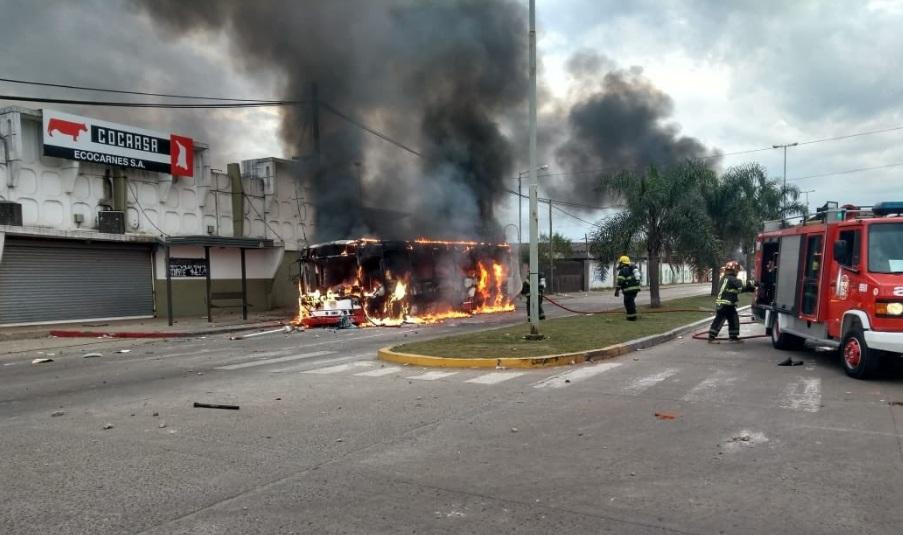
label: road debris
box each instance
[777,357,804,366]
[83,352,103,358]
[230,325,295,341]
[51,411,65,417]
[116,349,131,354]
[152,412,159,417]
[31,358,54,364]
[889,401,903,406]
[102,423,114,430]
[193,402,240,410]
[654,411,678,420]
[158,422,167,429]
[335,438,344,443]
[511,427,519,433]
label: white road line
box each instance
[533,362,622,389]
[623,368,679,394]
[355,366,403,377]
[465,371,527,385]
[406,371,460,381]
[302,361,375,374]
[682,370,737,403]
[268,354,369,373]
[216,350,334,370]
[778,377,822,413]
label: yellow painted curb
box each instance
[377,344,629,369]
[375,306,740,369]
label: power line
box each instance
[551,204,602,228]
[0,76,282,102]
[788,161,903,182]
[319,101,422,158]
[797,125,903,146]
[0,94,299,108]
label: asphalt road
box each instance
[2,283,902,534]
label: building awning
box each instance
[163,236,275,248]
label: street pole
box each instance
[517,172,522,252]
[800,189,814,214]
[527,0,542,337]
[773,142,798,219]
[548,199,553,294]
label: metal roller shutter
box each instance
[0,238,153,326]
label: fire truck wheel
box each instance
[841,328,881,379]
[771,319,804,350]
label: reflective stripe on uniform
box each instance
[624,286,641,292]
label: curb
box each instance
[377,306,751,369]
[45,321,288,340]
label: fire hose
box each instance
[542,295,768,341]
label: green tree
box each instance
[590,161,716,307]
[698,163,806,294]
[519,232,574,268]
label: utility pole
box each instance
[548,199,553,294]
[800,189,814,214]
[311,83,321,158]
[773,141,798,219]
[526,0,542,337]
[516,164,546,262]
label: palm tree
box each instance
[699,163,807,294]
[590,161,715,307]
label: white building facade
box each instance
[0,106,313,326]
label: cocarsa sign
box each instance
[42,109,194,177]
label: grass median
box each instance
[392,293,752,359]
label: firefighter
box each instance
[708,260,754,343]
[520,273,546,320]
[614,255,641,321]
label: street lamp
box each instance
[772,142,798,219]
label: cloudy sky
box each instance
[2,0,902,241]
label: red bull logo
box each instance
[47,118,87,141]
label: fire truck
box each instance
[753,201,903,378]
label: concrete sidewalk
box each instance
[0,309,296,342]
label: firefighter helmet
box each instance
[723,261,741,274]
[618,255,631,265]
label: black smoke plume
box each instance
[136,0,527,241]
[552,51,718,206]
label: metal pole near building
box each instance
[526,0,542,338]
[164,245,173,326]
[240,248,248,321]
[204,246,212,323]
[548,200,553,294]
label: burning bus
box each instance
[297,239,515,327]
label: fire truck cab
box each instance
[753,201,903,379]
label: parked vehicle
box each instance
[753,201,903,378]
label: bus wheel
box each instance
[771,319,803,350]
[841,328,881,379]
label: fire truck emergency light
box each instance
[872,201,903,217]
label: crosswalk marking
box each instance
[406,371,459,381]
[465,371,527,385]
[355,366,403,377]
[216,350,334,370]
[778,377,822,413]
[533,362,621,389]
[682,370,737,403]
[302,361,374,374]
[623,368,679,394]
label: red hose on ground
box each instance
[541,295,768,341]
[690,321,769,341]
[542,295,708,315]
